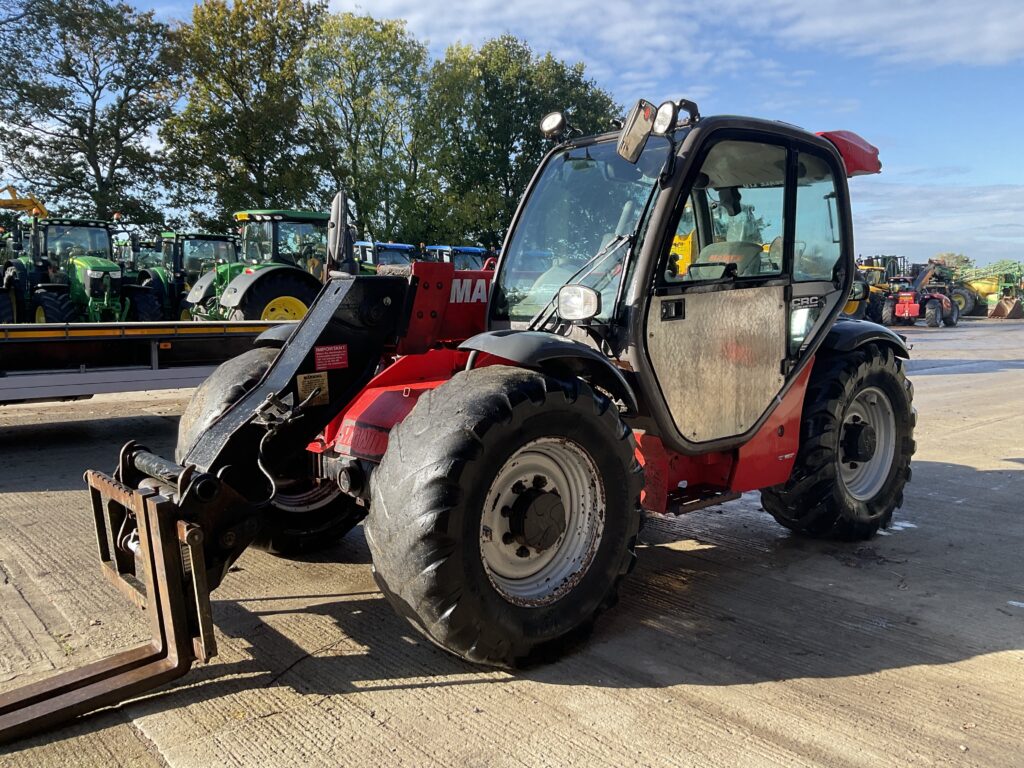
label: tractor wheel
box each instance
[865,292,884,324]
[880,299,895,326]
[925,300,941,327]
[0,289,14,323]
[942,300,960,327]
[176,294,194,321]
[761,344,915,540]
[176,347,364,556]
[31,290,75,323]
[229,272,319,321]
[366,365,643,668]
[127,290,163,321]
[951,287,975,315]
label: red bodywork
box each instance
[817,131,882,177]
[310,262,813,513]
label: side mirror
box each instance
[130,232,140,254]
[616,99,657,164]
[328,191,358,275]
[11,241,23,253]
[849,281,869,301]
[556,284,600,322]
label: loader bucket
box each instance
[989,296,1024,319]
[0,470,216,744]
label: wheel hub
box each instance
[508,484,566,552]
[841,418,877,463]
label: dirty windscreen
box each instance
[184,239,237,274]
[493,136,668,323]
[45,225,111,266]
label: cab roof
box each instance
[427,245,486,254]
[233,210,329,222]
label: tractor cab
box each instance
[426,244,488,270]
[236,210,328,279]
[353,241,416,272]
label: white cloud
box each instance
[851,179,1024,264]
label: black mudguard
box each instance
[187,269,217,304]
[822,317,910,358]
[254,323,297,348]
[219,265,321,309]
[459,330,639,415]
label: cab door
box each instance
[642,134,849,447]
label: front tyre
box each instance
[176,347,364,556]
[366,365,642,668]
[229,272,319,321]
[761,344,915,540]
[942,300,959,327]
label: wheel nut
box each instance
[500,505,511,518]
[511,481,526,495]
[532,474,548,489]
[516,546,530,558]
[502,532,515,545]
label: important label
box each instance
[296,372,329,407]
[314,344,349,370]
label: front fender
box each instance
[822,317,910,358]
[187,269,218,304]
[460,330,639,415]
[219,265,321,309]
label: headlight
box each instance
[86,269,105,278]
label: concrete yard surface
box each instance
[0,320,1022,766]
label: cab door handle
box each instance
[661,298,684,321]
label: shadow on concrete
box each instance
[905,358,1024,375]
[4,453,1022,753]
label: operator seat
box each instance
[694,241,763,276]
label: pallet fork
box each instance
[0,470,216,743]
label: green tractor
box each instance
[158,231,239,320]
[1,216,161,323]
[186,210,328,321]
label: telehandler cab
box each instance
[0,100,915,743]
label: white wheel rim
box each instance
[838,386,896,501]
[480,437,604,607]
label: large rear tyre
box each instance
[31,290,75,323]
[951,287,975,315]
[761,344,915,540]
[228,272,319,321]
[0,289,14,323]
[127,289,164,321]
[176,347,364,556]
[880,298,895,326]
[366,365,643,668]
[925,300,941,327]
[942,300,959,327]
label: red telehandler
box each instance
[0,100,914,742]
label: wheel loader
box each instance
[0,100,916,743]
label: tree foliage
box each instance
[933,252,974,271]
[304,13,428,240]
[420,36,618,246]
[161,0,324,226]
[0,0,179,223]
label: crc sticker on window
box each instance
[296,372,329,407]
[314,344,348,370]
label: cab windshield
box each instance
[183,238,237,274]
[493,136,669,323]
[452,250,484,270]
[136,246,164,269]
[376,247,412,266]
[44,225,111,266]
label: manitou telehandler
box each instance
[0,100,915,743]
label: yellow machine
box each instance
[0,186,48,218]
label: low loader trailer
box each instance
[0,101,915,743]
[0,320,286,405]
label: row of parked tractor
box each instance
[845,254,1024,327]
[0,204,494,324]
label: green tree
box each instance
[303,13,429,241]
[162,0,324,226]
[0,0,180,223]
[420,37,618,246]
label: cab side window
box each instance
[793,153,841,281]
[666,140,787,282]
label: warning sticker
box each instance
[314,344,349,371]
[296,372,329,406]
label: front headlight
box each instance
[86,269,105,279]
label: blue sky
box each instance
[145,0,1024,265]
